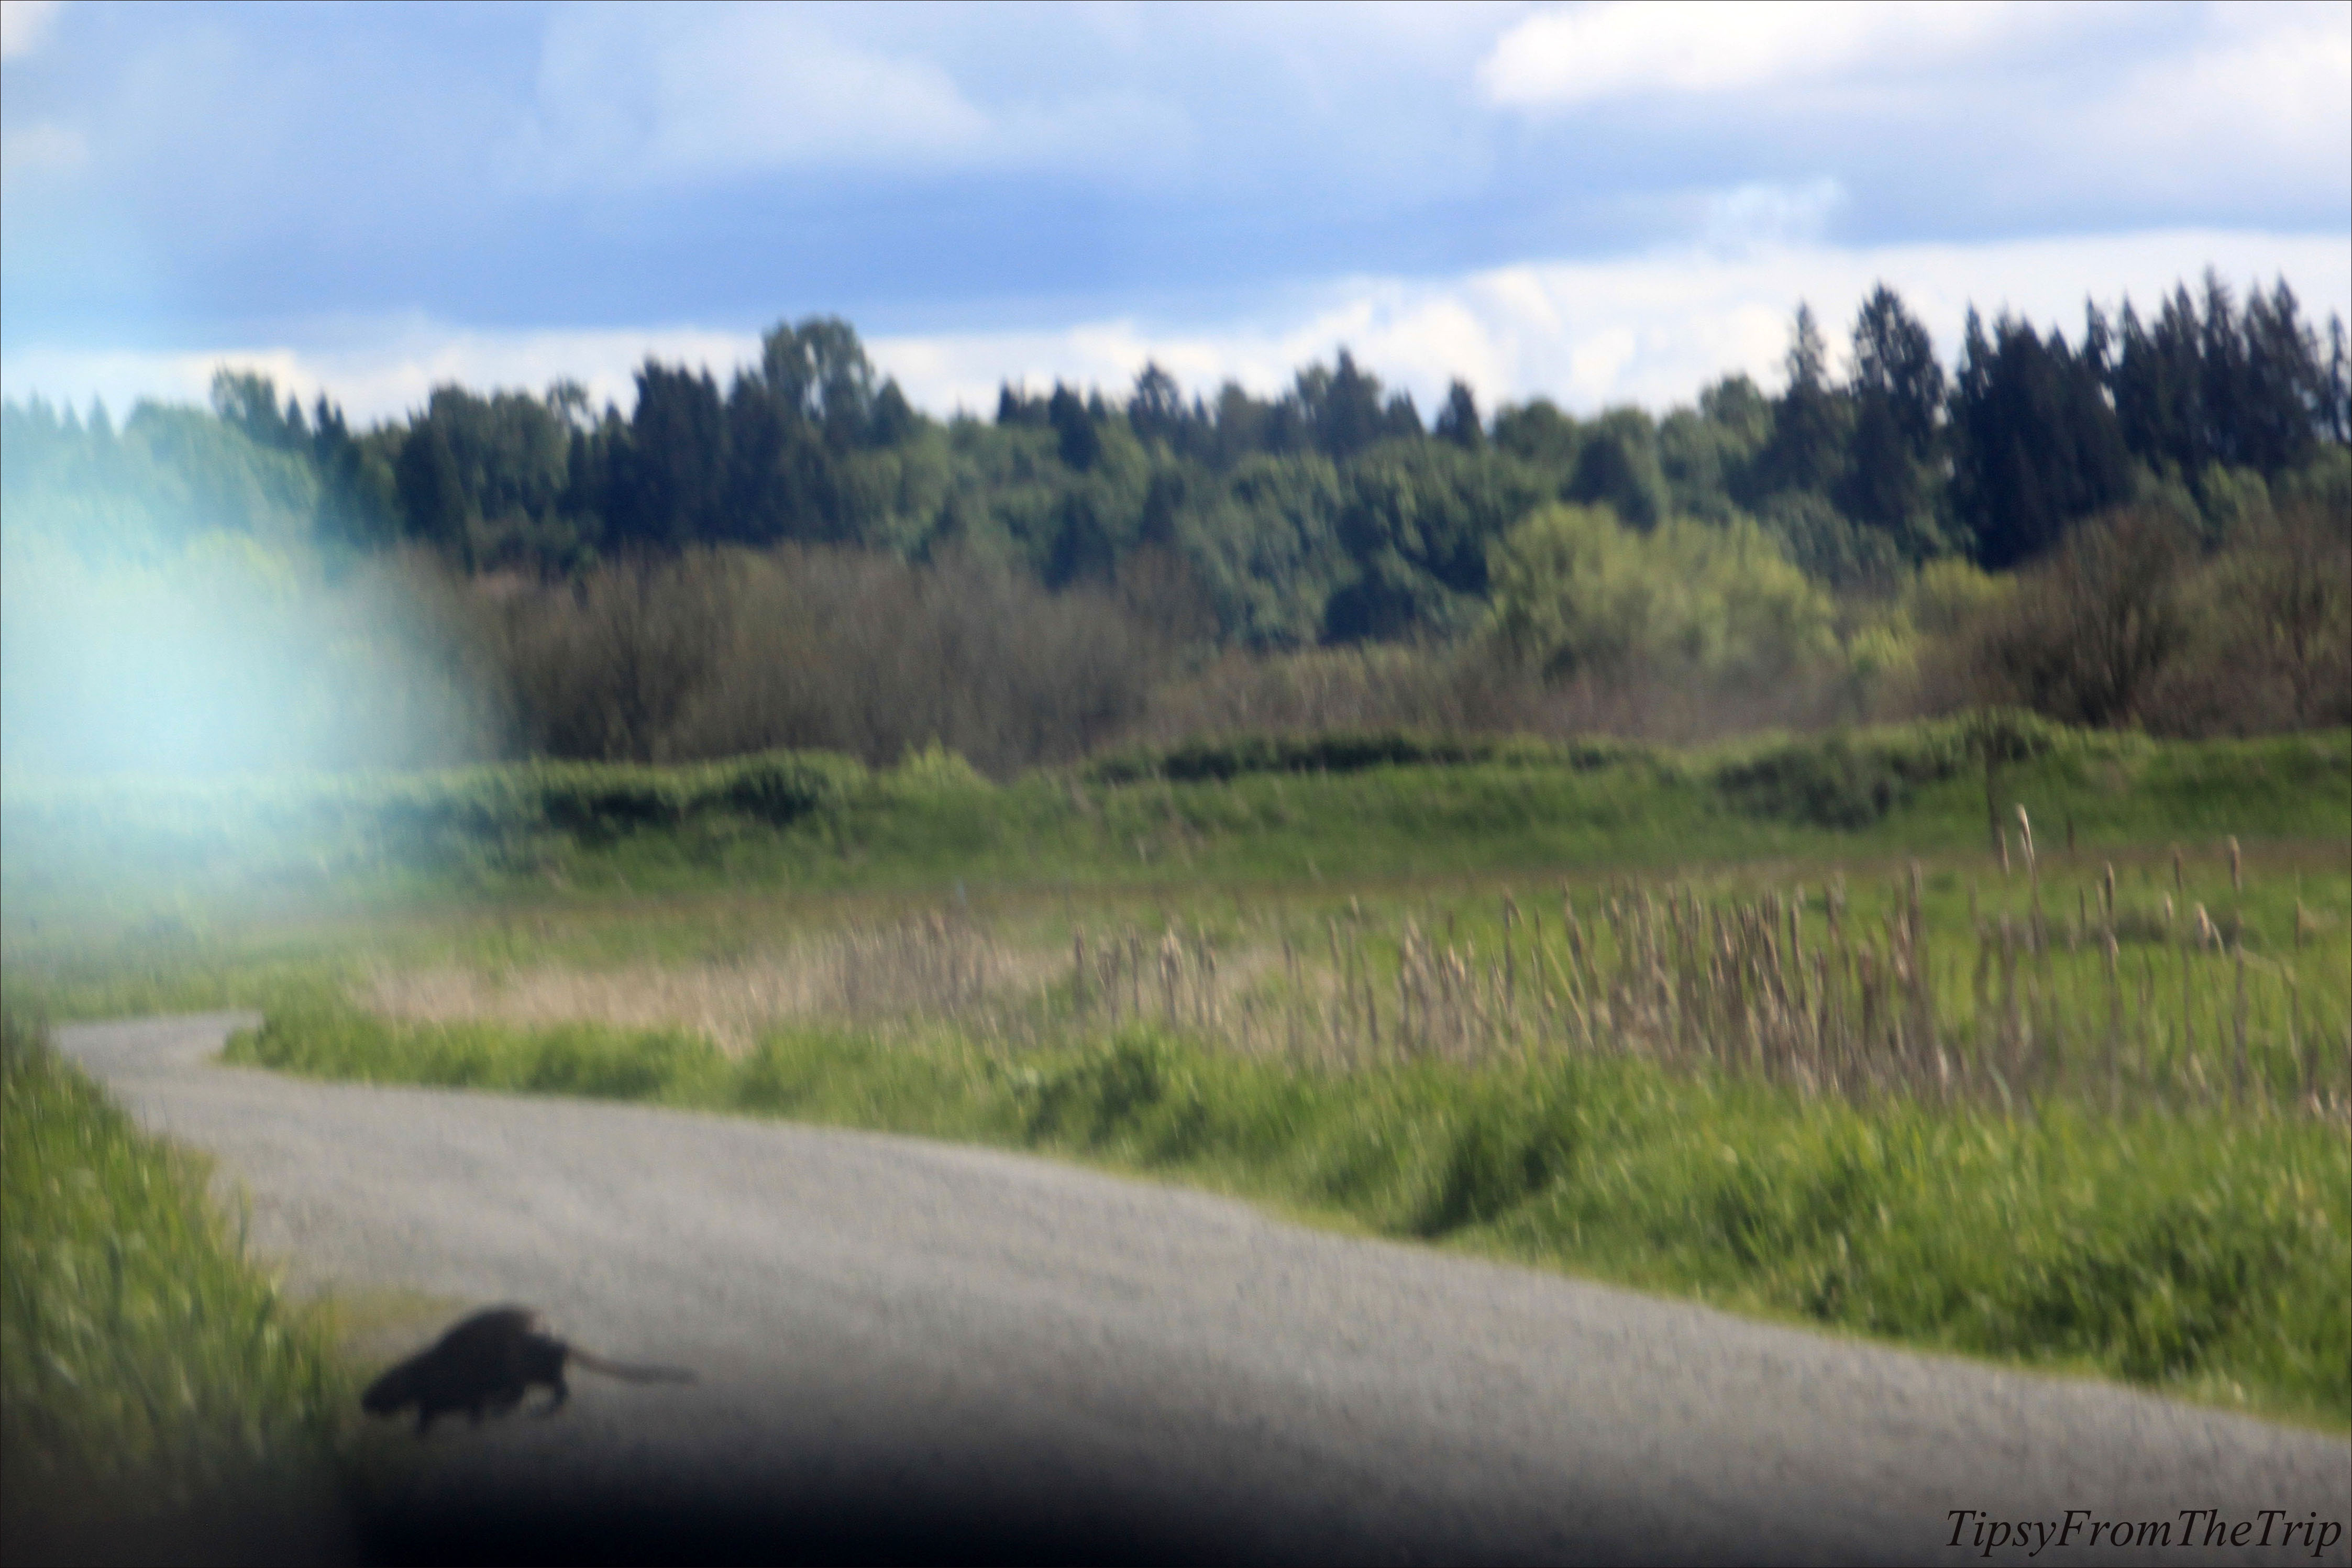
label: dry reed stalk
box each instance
[2103,931,2123,1108]
[357,909,1044,1053]
[2233,948,2250,1105]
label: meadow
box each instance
[3,720,2347,1442]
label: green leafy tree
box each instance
[1491,397,1580,478]
[1564,407,1668,528]
[1487,503,1834,684]
[1324,440,1547,641]
[1660,376,1769,522]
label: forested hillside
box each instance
[4,270,2346,775]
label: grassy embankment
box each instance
[5,721,2348,1428]
[0,996,357,1560]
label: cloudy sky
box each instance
[3,0,2346,425]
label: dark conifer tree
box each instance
[1127,363,1187,450]
[1836,284,1947,556]
[996,385,1049,427]
[1434,381,1485,450]
[613,361,726,551]
[2198,269,2248,470]
[1382,392,1423,441]
[394,420,473,569]
[1048,383,1100,471]
[1298,350,1386,460]
[2325,314,2350,447]
[2111,286,2208,477]
[1758,304,1850,498]
[1210,382,1272,467]
[2238,279,2324,477]
[1950,311,2132,568]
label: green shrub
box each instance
[1715,735,1913,827]
[1085,728,1642,785]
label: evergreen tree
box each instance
[1950,310,2132,568]
[2238,279,2324,477]
[996,385,1049,427]
[1048,383,1101,471]
[211,369,299,451]
[614,361,727,551]
[1291,350,1387,461]
[2325,314,2350,447]
[311,393,397,551]
[1757,304,1850,498]
[2111,286,2207,478]
[2199,269,2248,469]
[1434,381,1485,450]
[394,419,473,569]
[1126,363,1186,450]
[1836,284,1947,557]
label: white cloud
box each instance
[1702,179,1845,252]
[0,322,761,429]
[1478,1,2055,109]
[2083,5,2352,200]
[864,229,2352,419]
[7,230,2347,429]
[1,0,62,62]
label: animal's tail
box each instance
[569,1348,697,1385]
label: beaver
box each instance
[362,1306,694,1434]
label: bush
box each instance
[1964,507,2194,727]
[1085,728,1640,786]
[1488,504,1838,687]
[1946,501,2351,738]
[1716,736,1913,829]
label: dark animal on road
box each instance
[362,1306,695,1434]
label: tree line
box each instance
[6,268,2345,654]
[3,267,2346,778]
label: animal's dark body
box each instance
[361,1307,694,1434]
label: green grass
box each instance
[6,719,2346,1449]
[5,725,2346,921]
[0,995,357,1558]
[224,1003,2352,1430]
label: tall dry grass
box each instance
[361,910,1052,1053]
[362,846,2348,1123]
[1055,855,2348,1121]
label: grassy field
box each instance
[0,995,358,1560]
[4,722,2348,1434]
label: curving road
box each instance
[56,1013,2352,1567]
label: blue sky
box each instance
[3,0,2347,424]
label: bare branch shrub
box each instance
[2148,500,2351,734]
[475,545,1173,772]
[495,552,740,761]
[1962,507,2193,728]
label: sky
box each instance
[2,0,2347,427]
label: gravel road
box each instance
[54,1013,2351,1567]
